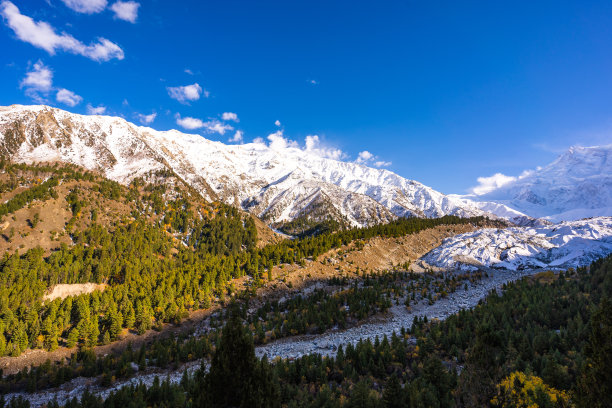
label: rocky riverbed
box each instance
[255,267,532,359]
[6,267,540,407]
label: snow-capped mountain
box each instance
[422,217,612,270]
[454,198,549,227]
[470,145,612,222]
[0,105,495,227]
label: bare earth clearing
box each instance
[43,283,108,301]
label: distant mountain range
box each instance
[0,105,609,228]
[469,144,612,222]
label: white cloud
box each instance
[61,0,107,14]
[0,1,124,61]
[137,112,156,124]
[56,88,82,106]
[355,150,373,164]
[308,79,318,85]
[23,89,46,104]
[167,83,205,104]
[203,120,233,135]
[470,173,516,195]
[274,120,281,127]
[304,135,346,160]
[86,104,106,115]
[222,112,239,122]
[469,167,540,195]
[184,68,194,75]
[20,61,84,107]
[176,115,204,130]
[110,1,139,23]
[355,150,391,167]
[84,38,125,61]
[250,131,351,162]
[267,130,299,150]
[229,130,243,143]
[374,161,392,168]
[20,61,54,103]
[175,114,233,134]
[234,128,390,168]
[20,60,52,92]
[519,168,540,178]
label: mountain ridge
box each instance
[0,104,501,228]
[4,104,607,228]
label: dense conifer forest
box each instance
[2,255,610,408]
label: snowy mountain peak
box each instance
[0,104,494,228]
[470,144,612,222]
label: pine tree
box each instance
[109,308,123,340]
[14,322,28,354]
[44,325,59,352]
[102,330,111,345]
[86,316,100,347]
[250,356,280,408]
[124,304,136,329]
[457,323,505,407]
[199,302,279,408]
[66,328,79,348]
[382,374,404,408]
[347,380,378,408]
[135,307,151,335]
[576,298,612,408]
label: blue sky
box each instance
[1,0,612,194]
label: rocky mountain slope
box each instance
[0,160,263,255]
[422,216,612,270]
[472,144,612,222]
[0,104,496,228]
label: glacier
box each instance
[422,217,612,270]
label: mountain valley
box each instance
[0,105,610,408]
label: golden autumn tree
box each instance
[491,371,572,408]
